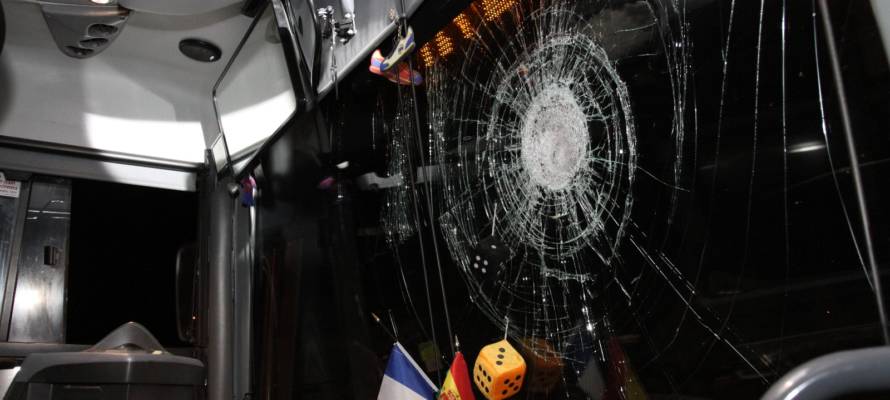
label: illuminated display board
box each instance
[419,0,518,67]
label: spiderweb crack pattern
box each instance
[380,92,417,245]
[427,0,766,380]
[432,1,635,357]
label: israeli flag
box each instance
[378,342,438,400]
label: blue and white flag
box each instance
[378,342,438,400]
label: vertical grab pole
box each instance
[208,174,235,399]
[816,0,889,344]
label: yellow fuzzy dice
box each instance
[473,340,527,400]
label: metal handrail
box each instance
[761,347,890,400]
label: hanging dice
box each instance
[473,340,527,400]
[471,236,510,279]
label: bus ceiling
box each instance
[0,0,253,173]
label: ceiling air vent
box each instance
[40,2,130,59]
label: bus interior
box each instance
[1,0,890,399]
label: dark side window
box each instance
[65,179,197,346]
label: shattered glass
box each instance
[426,0,782,388]
[360,0,890,397]
[379,92,418,245]
[431,0,661,370]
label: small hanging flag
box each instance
[438,351,475,400]
[378,342,438,400]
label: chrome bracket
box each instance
[316,5,355,45]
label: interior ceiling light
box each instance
[179,39,222,62]
[90,0,113,4]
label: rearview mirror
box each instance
[175,243,198,343]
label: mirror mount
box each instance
[316,5,355,45]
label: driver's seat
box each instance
[4,322,204,400]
